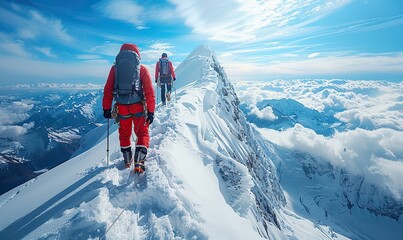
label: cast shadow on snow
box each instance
[0,166,107,239]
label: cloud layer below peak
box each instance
[235,79,403,198]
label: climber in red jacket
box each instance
[155,53,176,105]
[102,43,155,173]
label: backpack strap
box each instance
[113,65,118,97]
[159,59,163,76]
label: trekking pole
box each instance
[174,79,177,103]
[156,79,160,104]
[106,118,110,167]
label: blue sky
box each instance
[0,0,402,86]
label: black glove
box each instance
[146,112,154,125]
[103,109,112,119]
[173,78,176,81]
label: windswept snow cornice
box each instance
[186,45,213,61]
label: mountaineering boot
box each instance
[166,91,171,102]
[121,147,133,168]
[133,146,147,174]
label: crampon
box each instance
[134,160,145,174]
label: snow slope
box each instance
[0,45,354,239]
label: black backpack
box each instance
[159,58,171,77]
[114,50,143,104]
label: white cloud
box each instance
[308,52,320,58]
[169,0,351,42]
[95,1,178,27]
[250,105,277,121]
[258,124,403,198]
[0,3,74,43]
[150,42,174,51]
[141,42,175,62]
[265,42,280,46]
[220,52,233,58]
[0,101,34,125]
[281,53,299,58]
[0,122,34,138]
[0,55,110,85]
[136,26,149,30]
[88,41,175,62]
[76,54,101,60]
[341,15,403,35]
[235,79,403,131]
[2,83,103,90]
[335,105,403,130]
[95,0,143,26]
[142,49,173,62]
[0,33,28,58]
[236,79,403,197]
[221,52,403,82]
[89,43,121,57]
[369,158,403,199]
[35,47,57,58]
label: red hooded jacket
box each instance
[102,44,155,114]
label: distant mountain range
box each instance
[0,89,104,194]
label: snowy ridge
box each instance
[0,45,360,239]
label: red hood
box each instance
[120,43,140,59]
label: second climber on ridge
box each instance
[155,53,176,105]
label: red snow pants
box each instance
[117,103,150,149]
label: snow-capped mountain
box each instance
[273,146,403,239]
[240,98,344,136]
[0,88,104,195]
[0,46,401,240]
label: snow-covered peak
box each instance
[173,45,214,91]
[185,45,213,60]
